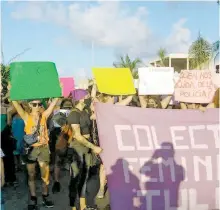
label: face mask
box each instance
[84,98,92,108]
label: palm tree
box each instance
[188,33,212,69]
[113,54,142,79]
[213,40,219,60]
[157,48,167,67]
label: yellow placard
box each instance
[92,67,136,95]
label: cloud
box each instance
[165,18,192,53]
[10,1,192,59]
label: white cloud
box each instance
[10,1,192,59]
[165,18,192,53]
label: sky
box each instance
[1,1,219,80]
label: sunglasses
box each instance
[31,103,42,107]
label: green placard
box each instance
[10,61,62,100]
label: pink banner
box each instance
[95,103,219,210]
[59,77,74,97]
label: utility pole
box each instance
[91,41,94,66]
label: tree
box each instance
[0,64,10,96]
[157,48,167,67]
[188,33,212,69]
[1,48,31,97]
[213,40,219,54]
[113,54,142,79]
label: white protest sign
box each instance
[138,67,174,95]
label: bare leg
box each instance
[38,161,50,195]
[26,163,36,196]
[80,197,86,210]
[97,164,106,198]
[54,164,60,182]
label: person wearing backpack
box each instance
[51,99,73,194]
[67,89,102,210]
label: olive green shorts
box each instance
[27,145,50,164]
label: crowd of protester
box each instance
[0,80,219,210]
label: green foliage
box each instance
[113,54,142,79]
[157,48,167,67]
[1,64,10,96]
[189,34,212,69]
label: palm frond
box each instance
[157,48,167,66]
[189,34,212,69]
[113,54,142,79]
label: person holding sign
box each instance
[139,94,172,109]
[8,83,60,210]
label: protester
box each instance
[0,148,5,210]
[11,108,25,171]
[180,102,215,110]
[1,124,17,187]
[51,99,73,193]
[66,89,102,210]
[9,82,60,209]
[139,95,172,109]
[89,82,134,199]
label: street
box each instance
[3,169,110,210]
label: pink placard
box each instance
[59,77,74,97]
[95,103,219,210]
[174,70,216,103]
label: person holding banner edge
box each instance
[66,89,102,210]
[89,80,134,199]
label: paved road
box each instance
[3,169,110,210]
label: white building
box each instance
[149,53,190,72]
[149,52,218,72]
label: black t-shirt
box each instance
[67,109,91,136]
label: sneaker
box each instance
[42,195,54,208]
[28,196,38,210]
[97,190,104,199]
[52,181,61,194]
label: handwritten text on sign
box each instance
[95,103,219,210]
[174,70,216,103]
